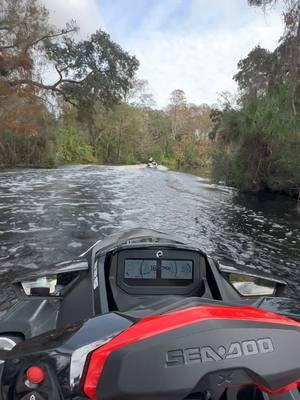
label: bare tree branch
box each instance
[25,27,77,51]
[10,71,93,92]
[0,28,77,52]
[54,63,75,80]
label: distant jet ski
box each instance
[146,158,158,168]
[146,161,158,168]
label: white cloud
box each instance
[40,0,103,38]
[38,0,284,108]
[126,11,283,107]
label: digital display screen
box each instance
[124,259,157,279]
[124,259,193,280]
[161,260,193,279]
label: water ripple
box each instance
[0,165,299,308]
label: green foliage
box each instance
[47,29,139,107]
[233,46,274,99]
[1,0,139,107]
[157,155,177,169]
[212,86,300,194]
[0,132,57,167]
[0,0,139,168]
[57,128,95,164]
[219,2,300,197]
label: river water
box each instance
[0,165,299,309]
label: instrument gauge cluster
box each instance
[115,248,203,295]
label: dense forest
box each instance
[0,0,214,172]
[0,0,299,198]
[212,0,300,198]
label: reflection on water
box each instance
[0,165,299,309]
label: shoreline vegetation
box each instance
[0,0,299,201]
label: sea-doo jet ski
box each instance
[1,228,300,400]
[146,158,158,168]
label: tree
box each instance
[0,0,140,167]
[248,0,300,113]
[211,85,300,195]
[0,0,78,96]
[124,79,156,109]
[167,89,188,139]
[46,30,139,107]
[186,104,213,141]
[248,0,274,6]
[234,46,275,98]
[142,110,172,158]
[0,0,139,112]
[169,89,187,106]
[60,31,139,150]
[0,0,57,135]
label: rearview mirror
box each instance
[21,275,59,296]
[226,272,276,296]
[17,270,82,297]
[218,263,287,297]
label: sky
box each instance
[41,0,284,108]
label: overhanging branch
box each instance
[10,72,92,91]
[26,27,78,51]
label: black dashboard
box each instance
[110,247,205,300]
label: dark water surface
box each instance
[0,165,299,308]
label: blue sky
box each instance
[98,0,272,39]
[43,0,283,107]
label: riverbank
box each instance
[175,164,300,201]
[1,160,299,201]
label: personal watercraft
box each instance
[1,228,300,400]
[146,160,158,168]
